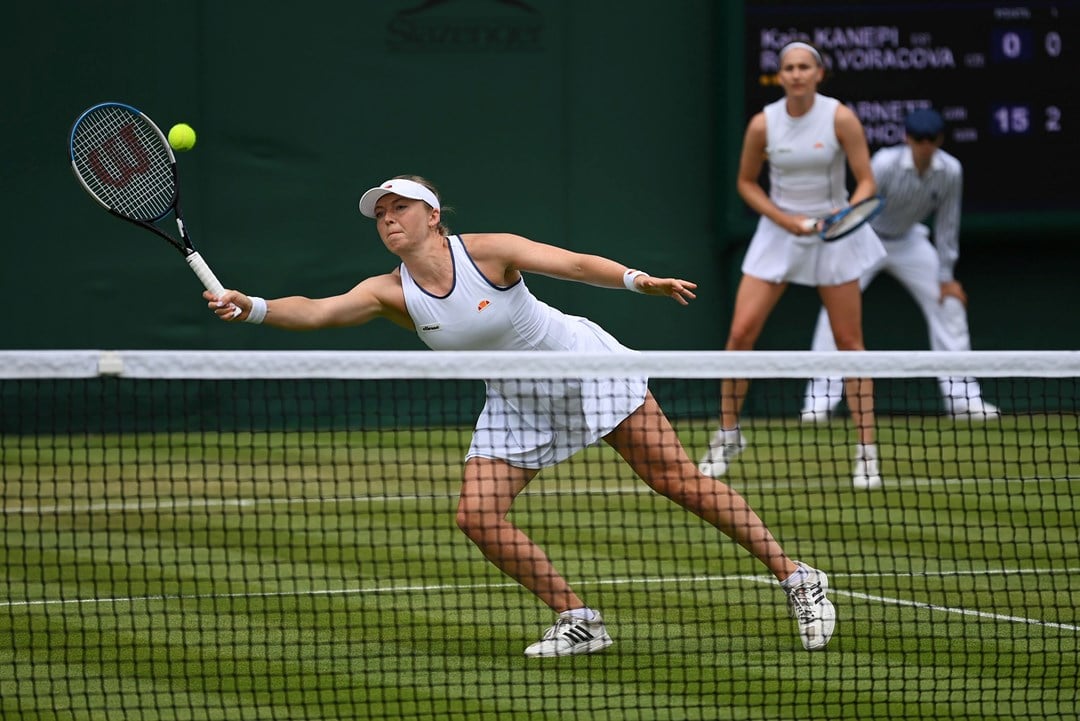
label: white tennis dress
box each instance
[741,93,886,286]
[399,235,648,469]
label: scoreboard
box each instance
[744,1,1078,216]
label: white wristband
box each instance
[245,296,267,324]
[623,269,647,293]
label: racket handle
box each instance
[801,218,819,231]
[185,251,226,295]
[186,251,241,318]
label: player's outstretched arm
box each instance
[473,232,697,305]
[204,272,412,330]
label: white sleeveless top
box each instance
[400,235,647,469]
[400,235,570,352]
[741,94,886,286]
[764,93,847,215]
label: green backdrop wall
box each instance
[5,1,1078,356]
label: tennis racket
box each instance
[802,195,885,242]
[69,102,239,315]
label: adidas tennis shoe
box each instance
[785,561,836,651]
[523,612,613,658]
[698,428,747,477]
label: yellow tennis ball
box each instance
[168,123,196,152]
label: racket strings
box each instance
[71,107,176,222]
[823,199,882,239]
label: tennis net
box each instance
[2,349,1077,720]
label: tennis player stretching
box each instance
[205,175,836,657]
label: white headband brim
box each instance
[779,41,822,65]
[359,178,441,218]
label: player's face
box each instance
[373,193,439,251]
[778,49,824,97]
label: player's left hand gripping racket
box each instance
[69,102,238,315]
[802,195,886,242]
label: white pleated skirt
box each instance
[741,215,887,287]
[466,318,648,469]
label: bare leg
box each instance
[456,458,584,613]
[819,280,875,445]
[608,393,797,581]
[612,394,838,651]
[720,276,788,428]
[844,376,876,445]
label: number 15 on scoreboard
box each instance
[991,104,1063,135]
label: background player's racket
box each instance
[69,102,239,316]
[802,195,885,242]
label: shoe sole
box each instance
[799,412,831,424]
[524,634,614,658]
[950,413,1001,422]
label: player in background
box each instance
[699,42,887,489]
[800,108,1001,422]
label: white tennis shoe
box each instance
[799,408,832,424]
[698,428,747,477]
[852,456,882,489]
[523,612,613,658]
[785,562,836,651]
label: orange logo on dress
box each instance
[813,142,825,149]
[477,299,491,311]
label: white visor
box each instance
[359,178,441,218]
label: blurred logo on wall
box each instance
[387,0,545,52]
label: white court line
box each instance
[0,486,648,516]
[836,588,1080,633]
[3,569,1077,634]
[737,573,1080,633]
[4,473,1076,516]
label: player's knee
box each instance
[455,505,477,536]
[455,504,495,543]
[725,324,759,351]
[832,330,865,351]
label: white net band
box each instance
[3,349,1079,379]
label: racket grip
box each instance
[801,218,819,231]
[187,252,241,318]
[185,251,226,295]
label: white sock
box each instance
[780,566,807,591]
[565,607,599,621]
[719,427,742,444]
[856,443,878,461]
